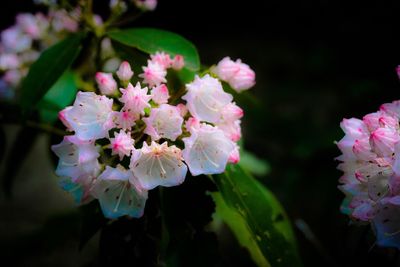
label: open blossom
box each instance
[139,60,167,86]
[212,57,256,92]
[143,104,183,141]
[337,99,400,249]
[63,91,115,140]
[130,142,187,189]
[51,135,100,182]
[116,61,134,81]
[151,84,170,104]
[95,72,117,95]
[182,74,233,123]
[109,130,135,160]
[91,166,148,219]
[119,82,151,115]
[183,124,235,176]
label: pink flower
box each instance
[216,119,242,142]
[116,61,134,81]
[119,82,151,115]
[58,106,73,131]
[143,104,183,141]
[63,91,115,140]
[1,26,32,53]
[139,60,167,87]
[151,84,170,104]
[3,70,22,87]
[0,54,20,70]
[397,65,400,80]
[228,144,240,164]
[176,103,188,117]
[370,127,400,157]
[220,102,244,122]
[380,100,400,119]
[113,110,138,130]
[182,74,233,123]
[172,55,185,70]
[16,13,48,39]
[133,0,157,11]
[109,130,135,160]
[130,141,187,189]
[182,124,235,176]
[213,57,256,92]
[95,72,117,95]
[185,117,200,132]
[150,52,172,69]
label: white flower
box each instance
[63,91,115,140]
[91,166,148,219]
[51,135,100,182]
[182,74,233,123]
[143,104,183,141]
[130,142,187,189]
[182,124,235,176]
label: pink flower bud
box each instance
[139,61,167,87]
[228,144,240,164]
[213,57,256,92]
[109,130,135,160]
[172,55,185,70]
[150,52,172,69]
[176,103,188,117]
[119,82,151,115]
[58,106,73,131]
[95,72,117,95]
[151,84,170,104]
[116,61,134,81]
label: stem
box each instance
[109,12,145,28]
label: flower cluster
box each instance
[337,100,400,249]
[52,53,255,219]
[0,7,82,99]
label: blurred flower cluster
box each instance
[337,98,400,248]
[52,53,255,219]
[0,6,81,99]
[0,0,158,100]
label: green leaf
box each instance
[38,70,78,123]
[20,33,84,113]
[211,192,270,267]
[240,149,270,177]
[211,164,302,267]
[107,28,200,71]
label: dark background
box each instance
[2,0,400,266]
